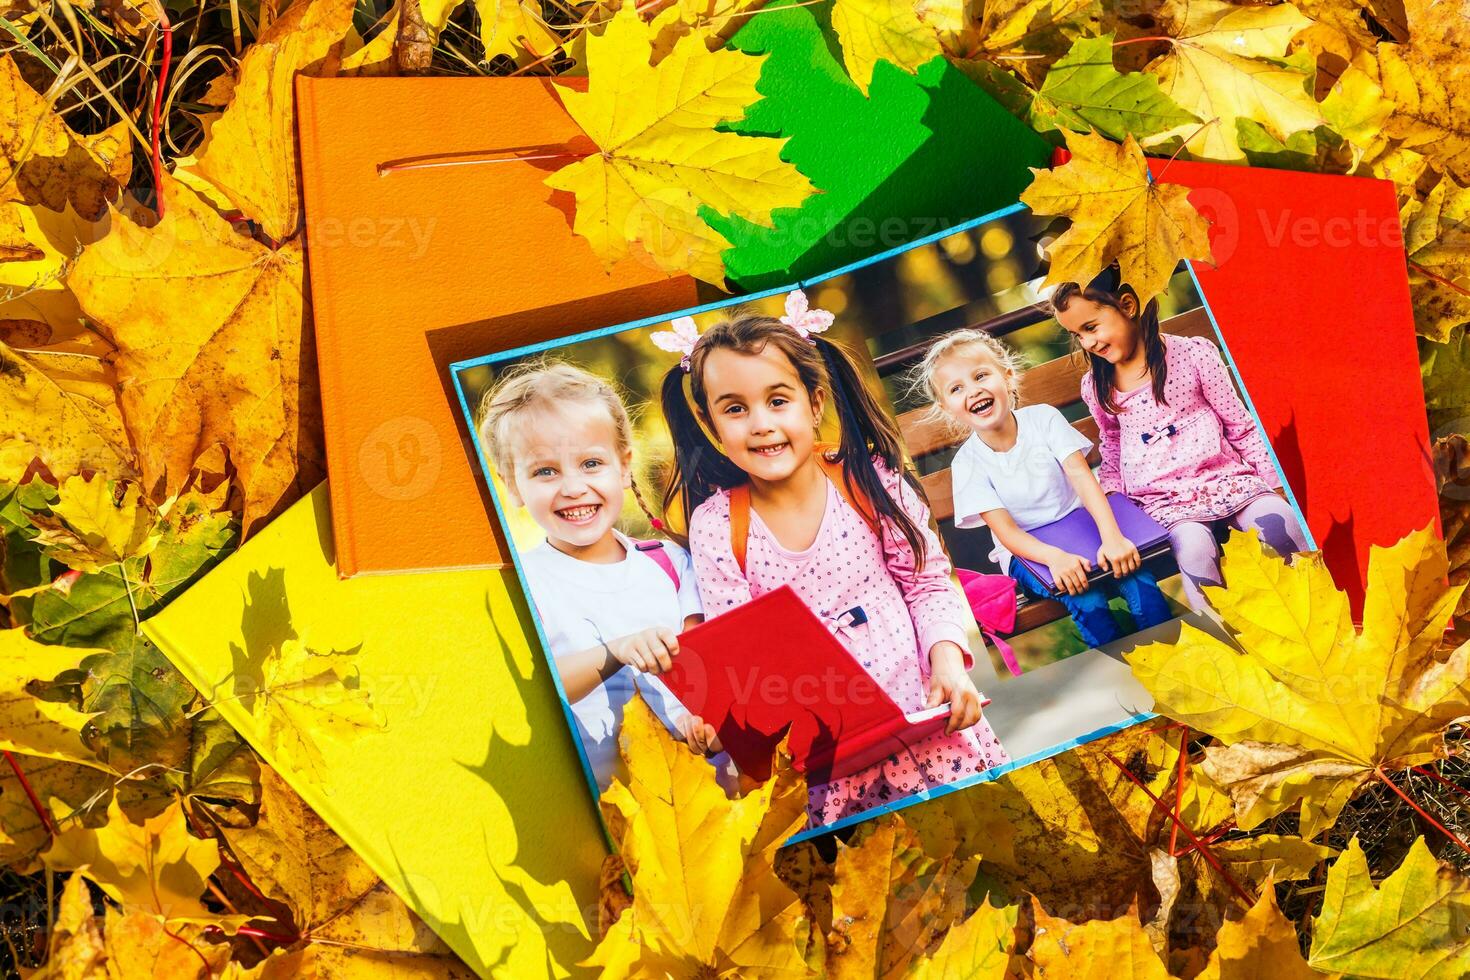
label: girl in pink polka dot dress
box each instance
[655,295,1010,829]
[1052,265,1309,614]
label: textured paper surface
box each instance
[298,74,698,577]
[718,0,1053,289]
[144,486,602,978]
[1154,159,1438,613]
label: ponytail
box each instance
[815,338,930,567]
[659,365,746,542]
[662,307,932,568]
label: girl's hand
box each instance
[1046,551,1093,596]
[924,642,985,735]
[677,714,723,755]
[608,627,679,674]
[1096,534,1141,578]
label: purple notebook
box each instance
[1013,496,1170,594]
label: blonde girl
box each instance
[1051,265,1309,613]
[658,294,1009,828]
[914,328,1172,649]
[479,361,731,791]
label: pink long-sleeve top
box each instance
[1081,333,1282,529]
[687,457,1010,828]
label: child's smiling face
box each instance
[700,344,825,486]
[1054,292,1141,365]
[505,402,631,554]
[931,344,1014,434]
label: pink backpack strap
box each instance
[632,539,680,590]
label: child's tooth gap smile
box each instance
[556,504,601,522]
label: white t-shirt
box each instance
[950,404,1095,574]
[520,531,735,793]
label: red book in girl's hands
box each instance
[659,586,983,783]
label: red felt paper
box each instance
[1154,160,1438,616]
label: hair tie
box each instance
[778,288,834,341]
[648,288,835,372]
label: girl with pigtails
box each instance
[477,361,737,793]
[655,291,1010,827]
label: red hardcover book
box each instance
[659,586,971,783]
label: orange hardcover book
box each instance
[296,76,699,576]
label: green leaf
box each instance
[76,632,195,774]
[1029,34,1200,141]
[183,706,261,806]
[28,492,237,649]
[1310,836,1470,977]
[1236,117,1321,171]
[1422,334,1470,436]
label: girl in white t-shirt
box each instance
[913,330,1172,649]
[478,361,734,792]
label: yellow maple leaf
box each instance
[917,0,1098,88]
[1140,0,1325,164]
[0,197,114,336]
[906,896,1018,979]
[28,873,107,980]
[24,474,167,574]
[0,626,109,767]
[43,797,249,930]
[1128,525,1470,840]
[0,56,128,221]
[189,0,357,242]
[1020,127,1213,303]
[476,0,561,62]
[823,815,980,977]
[583,691,811,978]
[1401,173,1470,342]
[234,635,382,786]
[1376,0,1470,185]
[545,2,815,286]
[829,0,944,95]
[1309,836,1470,977]
[345,0,559,75]
[1198,876,1325,980]
[0,201,40,262]
[0,326,133,486]
[0,756,113,872]
[1027,898,1172,978]
[97,906,234,978]
[1319,57,1395,171]
[905,722,1329,957]
[222,766,463,974]
[68,171,325,536]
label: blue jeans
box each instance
[1008,557,1173,649]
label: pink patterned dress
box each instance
[1081,333,1282,529]
[687,459,1010,828]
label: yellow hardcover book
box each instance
[142,484,602,977]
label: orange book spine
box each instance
[295,76,356,577]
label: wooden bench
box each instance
[895,307,1217,636]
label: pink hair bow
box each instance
[780,288,834,340]
[649,315,701,371]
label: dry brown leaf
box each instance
[190,0,357,242]
[68,171,325,535]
